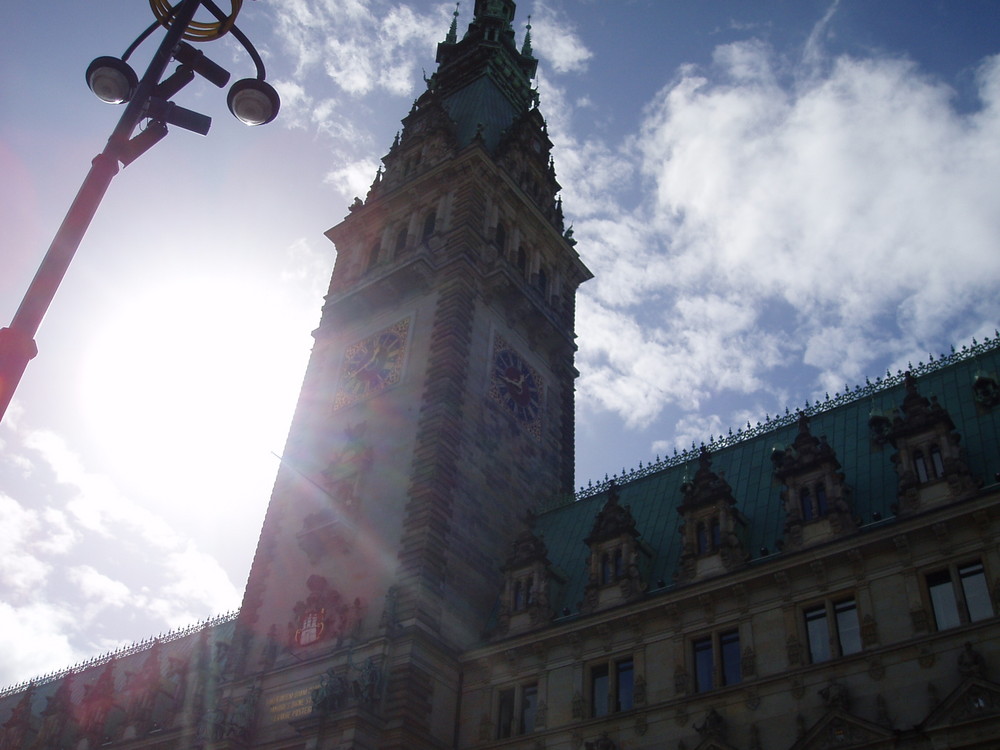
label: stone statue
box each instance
[958,642,986,678]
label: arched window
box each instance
[696,522,709,554]
[538,266,548,296]
[800,487,814,521]
[815,483,828,516]
[422,210,436,241]
[513,580,524,611]
[516,246,527,275]
[366,240,381,271]
[710,518,721,550]
[395,226,408,254]
[914,450,929,483]
[495,222,506,250]
[930,445,944,478]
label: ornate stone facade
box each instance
[2,3,1000,750]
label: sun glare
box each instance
[79,274,313,519]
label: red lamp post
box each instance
[0,0,279,422]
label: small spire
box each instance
[521,15,534,57]
[445,3,459,44]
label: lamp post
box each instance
[0,0,279,422]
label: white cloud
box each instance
[0,601,79,687]
[162,542,242,615]
[0,493,52,598]
[529,2,593,74]
[669,413,730,455]
[536,72,634,219]
[0,428,242,686]
[325,157,383,200]
[68,565,132,611]
[567,37,1000,437]
[270,0,450,98]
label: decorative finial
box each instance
[521,15,534,57]
[445,3,459,44]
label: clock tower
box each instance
[231,2,591,747]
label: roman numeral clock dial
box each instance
[488,336,543,439]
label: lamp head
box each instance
[227,78,280,126]
[86,56,138,104]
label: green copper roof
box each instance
[431,0,538,151]
[531,336,1000,618]
[441,76,524,151]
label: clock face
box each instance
[334,318,409,409]
[489,336,543,437]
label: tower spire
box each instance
[445,2,459,44]
[431,0,538,151]
[521,15,533,58]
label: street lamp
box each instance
[0,0,279,422]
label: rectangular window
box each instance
[496,683,538,738]
[591,663,609,717]
[616,659,634,711]
[693,637,714,692]
[720,630,741,686]
[497,688,515,739]
[590,658,635,716]
[927,560,994,630]
[804,598,861,663]
[835,599,862,655]
[520,684,537,734]
[693,630,741,692]
[804,605,831,663]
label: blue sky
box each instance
[1,0,998,686]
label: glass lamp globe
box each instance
[227,79,280,126]
[86,57,138,104]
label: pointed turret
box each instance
[445,3,459,44]
[430,0,538,151]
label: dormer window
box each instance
[815,482,828,515]
[905,442,949,487]
[581,483,646,612]
[930,444,944,477]
[395,226,408,254]
[496,527,557,636]
[887,372,981,513]
[698,522,710,554]
[772,414,855,550]
[914,450,929,483]
[799,483,829,521]
[676,448,746,583]
[800,487,813,521]
[511,575,534,611]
